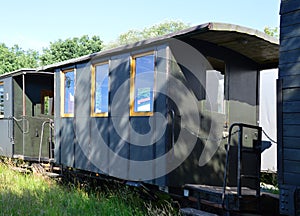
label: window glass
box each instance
[131,53,155,115]
[62,70,75,116]
[205,70,225,114]
[0,82,4,117]
[44,96,50,114]
[93,63,109,115]
[41,90,54,115]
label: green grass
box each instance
[0,162,180,215]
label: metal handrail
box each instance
[10,116,30,134]
[38,120,51,162]
[49,120,54,159]
[222,123,262,209]
[1,116,29,136]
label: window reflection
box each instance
[63,70,75,115]
[94,63,109,114]
[133,54,155,113]
[206,70,225,114]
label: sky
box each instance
[0,0,280,52]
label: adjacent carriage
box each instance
[0,69,54,161]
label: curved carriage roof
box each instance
[0,68,53,79]
[38,22,279,71]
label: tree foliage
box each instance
[0,21,188,74]
[264,27,279,38]
[0,43,38,75]
[40,35,103,65]
[105,20,190,49]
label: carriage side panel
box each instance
[0,77,13,157]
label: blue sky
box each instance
[0,0,280,51]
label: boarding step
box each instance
[40,162,61,172]
[180,208,218,216]
[184,184,260,213]
[32,163,45,174]
[31,163,61,178]
[43,171,61,178]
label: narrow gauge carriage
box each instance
[0,22,278,212]
[0,69,54,161]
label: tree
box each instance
[40,35,103,65]
[105,20,190,49]
[0,43,38,75]
[264,27,279,38]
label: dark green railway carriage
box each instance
[0,22,279,197]
[0,69,54,161]
[37,22,278,190]
[279,1,300,215]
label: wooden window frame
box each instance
[130,51,156,117]
[91,61,109,117]
[60,68,75,117]
[0,82,4,118]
